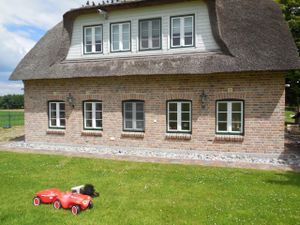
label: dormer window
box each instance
[84,25,103,54]
[171,15,194,48]
[139,18,161,50]
[111,22,131,52]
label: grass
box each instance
[0,110,24,127]
[285,110,296,124]
[0,152,299,225]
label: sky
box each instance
[0,0,84,96]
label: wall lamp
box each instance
[67,93,75,108]
[200,90,208,109]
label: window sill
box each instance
[46,129,65,135]
[165,133,192,140]
[214,135,244,142]
[121,132,145,139]
[81,130,103,137]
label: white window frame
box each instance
[167,101,192,133]
[83,25,103,54]
[83,102,103,130]
[171,15,194,48]
[123,101,144,132]
[216,101,244,134]
[49,102,65,129]
[111,22,131,52]
[139,18,161,50]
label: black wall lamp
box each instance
[200,90,208,109]
[67,93,75,108]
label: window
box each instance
[83,102,103,130]
[216,100,244,134]
[139,18,161,50]
[49,102,66,129]
[111,22,131,52]
[84,25,103,54]
[171,15,194,48]
[167,101,192,133]
[123,101,144,131]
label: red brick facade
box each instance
[24,73,285,153]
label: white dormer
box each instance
[66,0,220,60]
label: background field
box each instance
[0,151,299,225]
[0,110,24,127]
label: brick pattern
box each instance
[24,73,285,153]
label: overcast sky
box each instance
[0,0,84,96]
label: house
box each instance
[10,0,300,155]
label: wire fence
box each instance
[0,111,24,128]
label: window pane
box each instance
[173,38,180,46]
[142,40,148,49]
[96,103,102,111]
[125,120,133,129]
[185,37,193,46]
[141,21,149,38]
[51,103,56,110]
[136,103,144,111]
[152,39,160,48]
[136,112,144,120]
[232,113,242,122]
[95,27,102,41]
[122,23,129,34]
[169,103,177,111]
[85,103,92,111]
[86,120,92,128]
[182,103,190,111]
[113,41,119,51]
[59,103,65,111]
[169,113,177,121]
[169,122,177,130]
[96,120,102,128]
[218,113,227,122]
[51,119,57,126]
[218,122,227,131]
[85,28,92,36]
[60,119,65,127]
[136,121,144,129]
[95,44,102,52]
[232,102,242,111]
[123,40,130,50]
[96,112,102,120]
[182,122,190,131]
[86,112,92,120]
[218,103,227,111]
[182,113,190,121]
[232,123,242,132]
[152,19,160,31]
[59,111,65,119]
[125,103,132,111]
[112,25,119,50]
[86,45,92,53]
[125,112,132,120]
[51,111,56,118]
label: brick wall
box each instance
[24,73,285,153]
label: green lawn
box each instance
[0,152,299,225]
[0,110,24,127]
[285,110,296,124]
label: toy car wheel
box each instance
[88,201,93,209]
[71,205,80,215]
[33,197,41,206]
[53,200,62,209]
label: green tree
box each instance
[276,0,300,111]
[0,95,24,109]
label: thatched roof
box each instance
[10,0,300,81]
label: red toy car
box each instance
[53,192,93,215]
[33,188,60,205]
[33,187,93,215]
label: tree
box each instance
[276,0,300,111]
[0,95,24,109]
